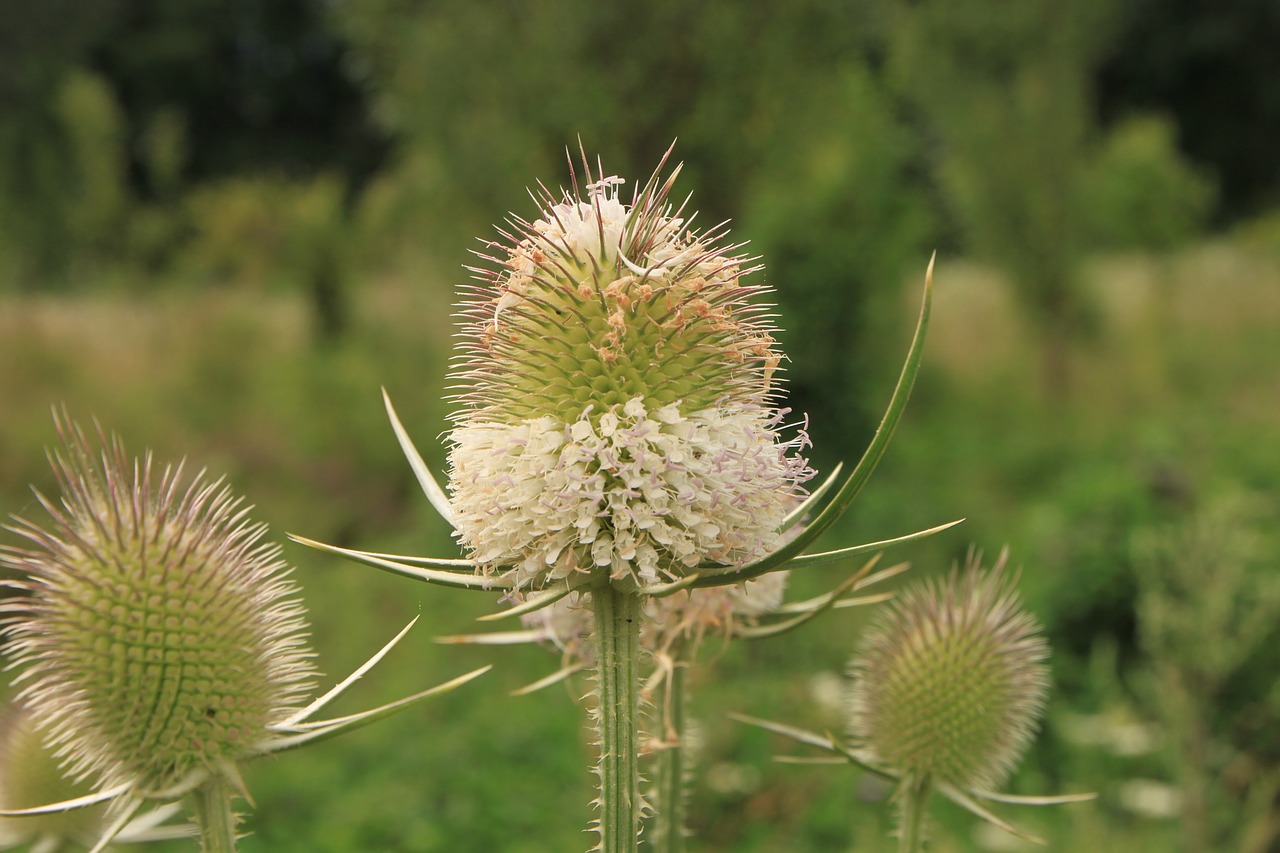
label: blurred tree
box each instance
[880,0,1120,397]
[1083,115,1216,253]
[0,0,382,312]
[55,70,133,262]
[745,67,934,458]
[333,0,937,442]
[90,0,388,195]
[1097,0,1280,222]
[0,0,123,284]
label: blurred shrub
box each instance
[183,178,298,289]
[1084,115,1216,252]
[180,173,352,337]
[54,69,131,256]
[1132,489,1280,852]
[0,66,132,286]
[743,65,934,456]
[879,0,1122,394]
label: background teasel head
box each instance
[445,148,814,591]
[0,700,102,849]
[0,701,189,850]
[514,571,793,671]
[0,415,317,800]
[846,550,1050,793]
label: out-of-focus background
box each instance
[1,0,1277,850]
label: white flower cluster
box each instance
[500,176,715,313]
[448,396,810,588]
[532,177,630,263]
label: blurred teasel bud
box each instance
[0,701,188,850]
[519,571,792,668]
[0,700,115,849]
[0,415,317,802]
[447,148,814,591]
[846,550,1049,793]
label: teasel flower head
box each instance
[846,550,1050,792]
[735,550,1092,847]
[1,416,488,846]
[291,153,949,610]
[1,417,316,800]
[446,147,814,591]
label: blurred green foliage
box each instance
[3,243,1277,851]
[1083,115,1216,252]
[2,0,1279,849]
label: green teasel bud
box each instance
[0,701,105,848]
[447,149,813,591]
[846,551,1049,792]
[1,417,317,798]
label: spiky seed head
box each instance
[0,418,317,796]
[846,552,1049,792]
[448,150,813,590]
[0,702,105,847]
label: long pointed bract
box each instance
[0,783,133,817]
[289,535,510,590]
[696,257,935,583]
[383,388,457,526]
[277,617,421,728]
[262,666,492,749]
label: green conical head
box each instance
[1,418,316,795]
[452,161,782,424]
[847,552,1049,791]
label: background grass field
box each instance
[3,240,1276,851]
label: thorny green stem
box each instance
[191,776,238,853]
[652,656,689,853]
[592,586,643,853]
[897,773,932,853]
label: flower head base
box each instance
[448,150,813,590]
[1,418,317,797]
[442,556,902,696]
[846,551,1050,792]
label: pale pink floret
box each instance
[449,397,810,587]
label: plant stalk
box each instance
[897,773,932,853]
[652,655,689,853]
[592,586,643,853]
[191,776,239,853]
